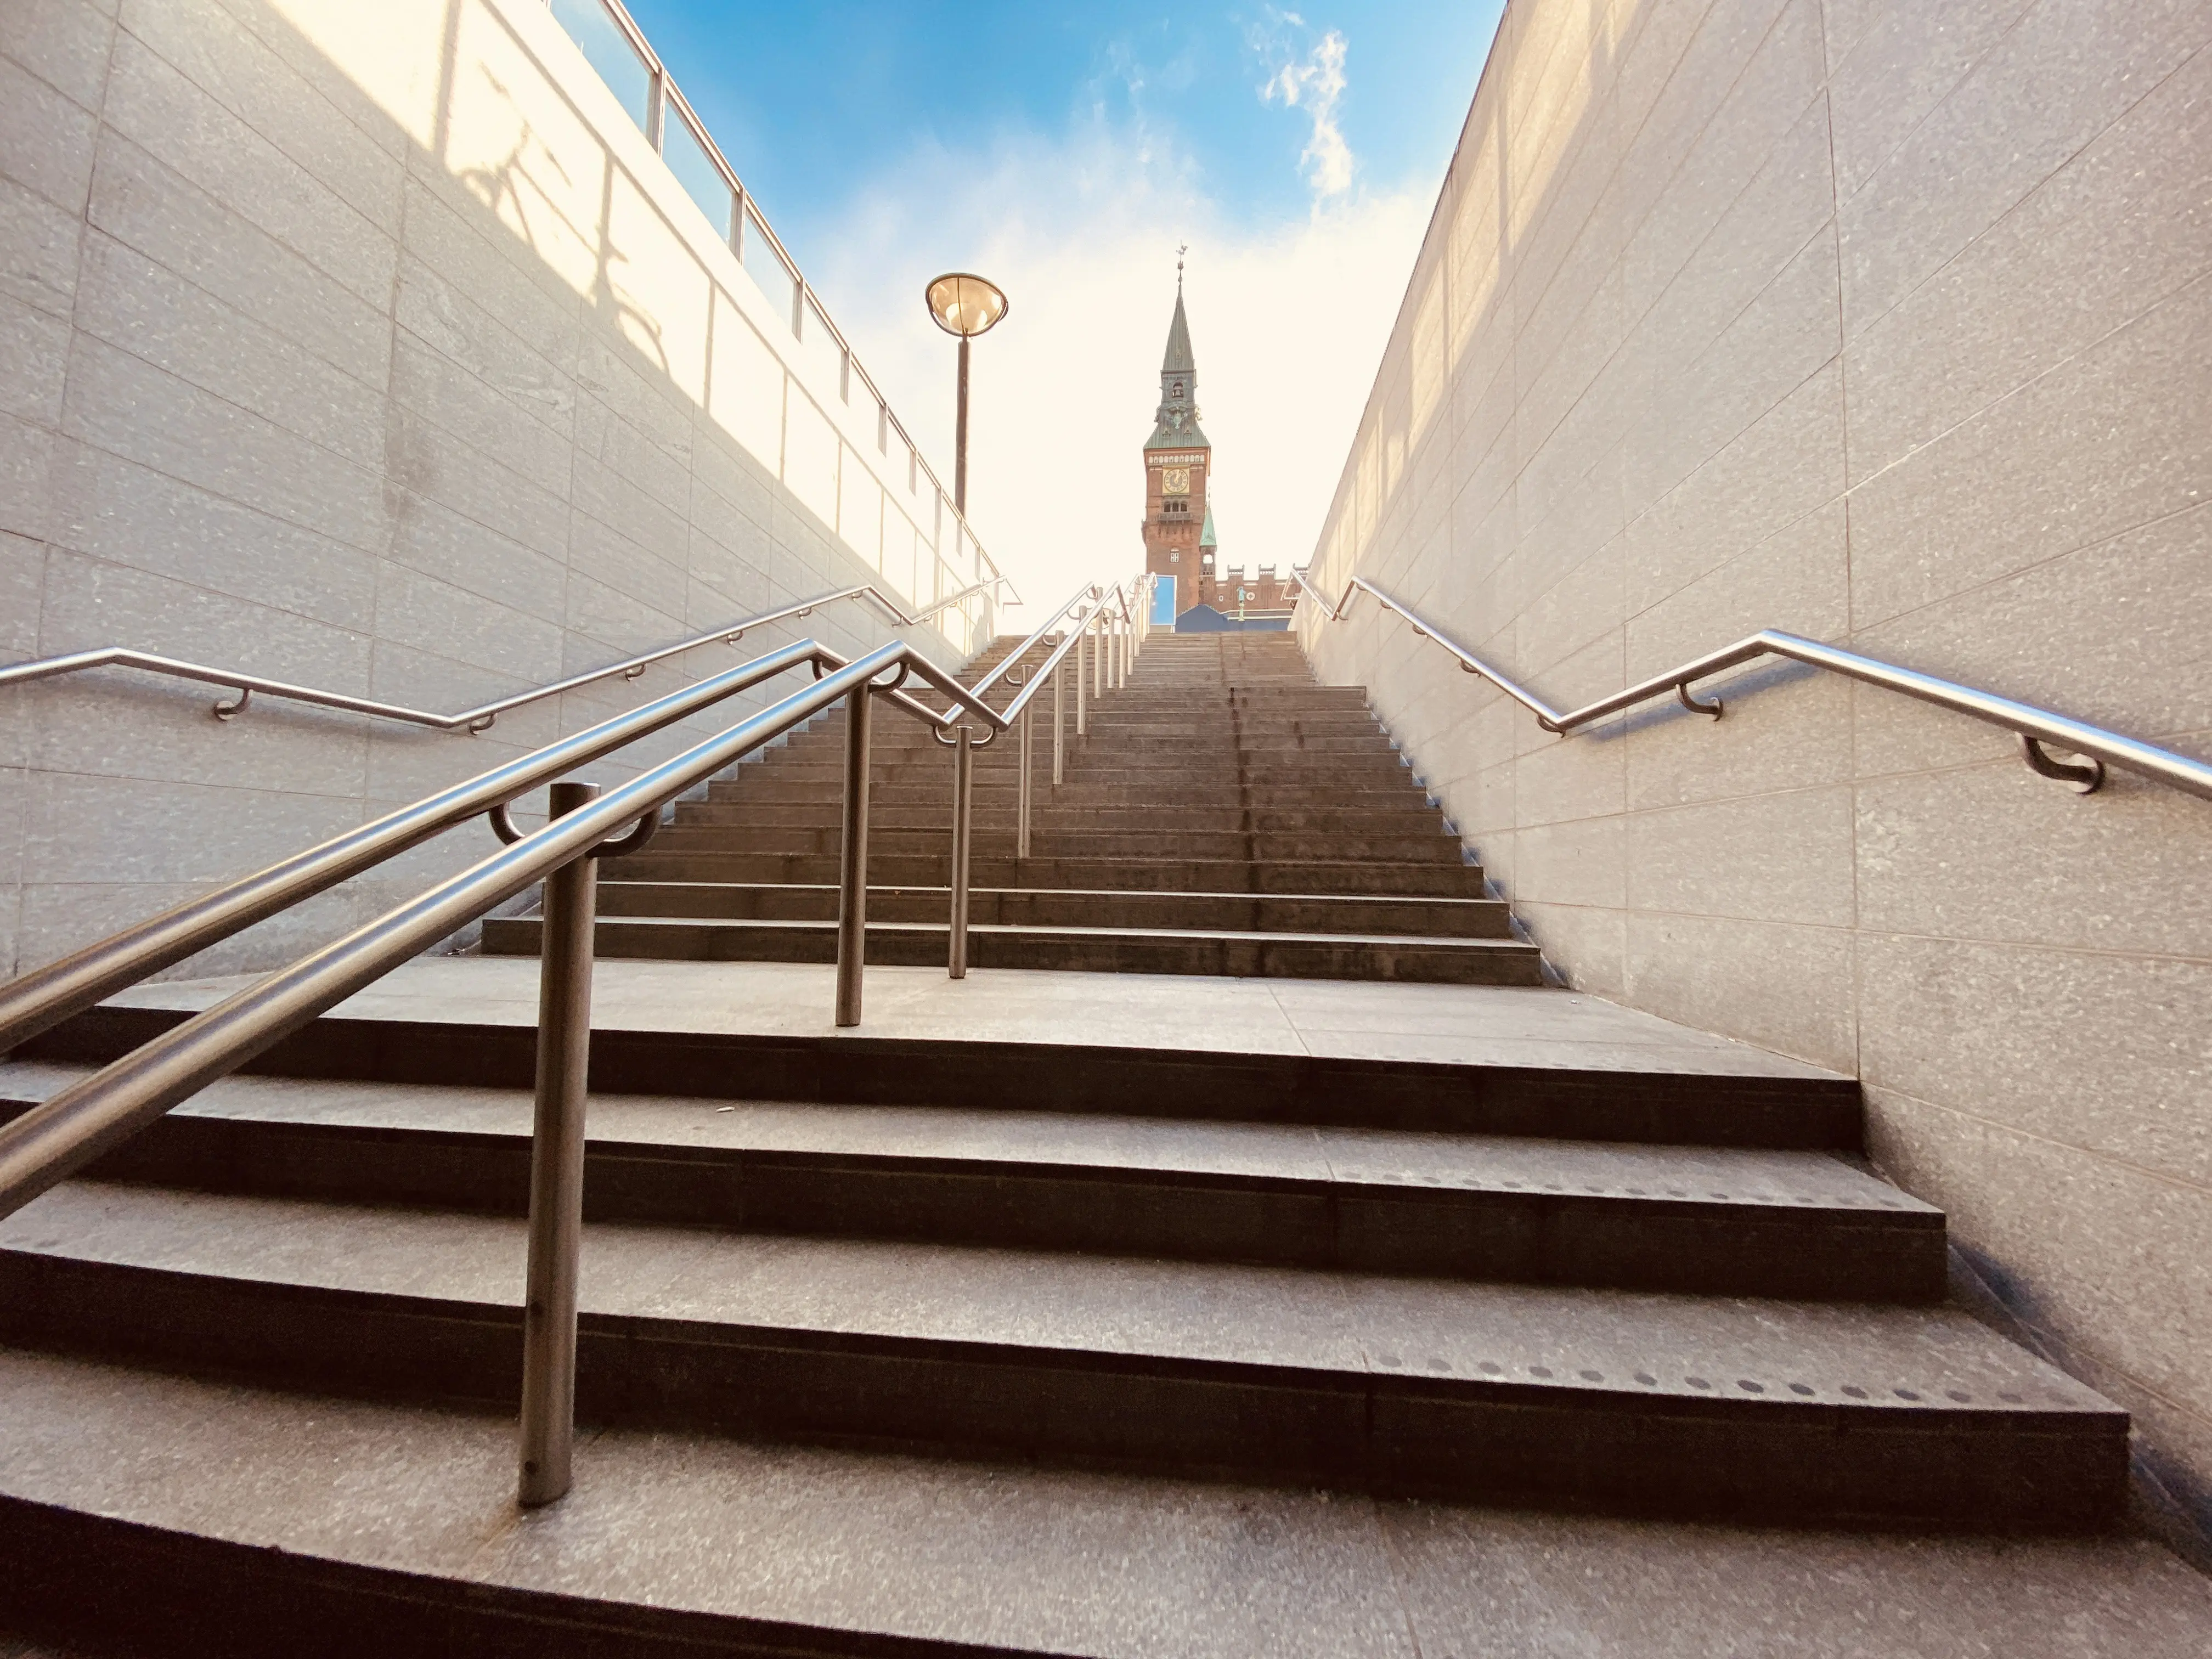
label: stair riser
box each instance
[678,806,1449,834]
[481,917,1544,986]
[26,1008,1865,1147]
[650,830,1469,863]
[0,1107,1943,1299]
[595,884,1515,936]
[610,856,1493,895]
[713,785,1426,808]
[0,1255,2114,1523]
[731,766,1427,791]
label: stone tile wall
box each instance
[0,0,984,979]
[1300,0,2212,1526]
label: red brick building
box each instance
[1139,275,1300,629]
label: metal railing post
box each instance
[518,780,599,1509]
[1093,613,1104,700]
[1017,702,1032,859]
[835,686,872,1026]
[948,724,972,979]
[1052,663,1065,786]
[1076,623,1088,737]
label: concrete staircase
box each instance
[484,632,1544,985]
[0,631,2189,1653]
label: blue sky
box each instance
[624,2,1505,273]
[616,1,1507,599]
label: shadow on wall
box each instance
[2,0,978,983]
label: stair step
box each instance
[609,855,1494,895]
[25,1002,1864,1148]
[0,1065,1941,1298]
[481,914,1545,985]
[595,882,1516,938]
[0,1183,2119,1522]
[647,828,1471,864]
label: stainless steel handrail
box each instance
[0,644,904,1218]
[0,581,1001,735]
[0,630,1010,1059]
[1302,575,2212,803]
[0,585,1143,1510]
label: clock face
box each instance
[1162,467,1190,495]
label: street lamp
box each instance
[924,272,1008,515]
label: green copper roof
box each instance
[1161,290,1195,374]
[1146,281,1207,449]
[1199,504,1218,549]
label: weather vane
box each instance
[1177,243,1187,287]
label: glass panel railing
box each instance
[802,296,846,403]
[550,0,652,133]
[543,0,1007,616]
[661,107,733,241]
[740,207,797,331]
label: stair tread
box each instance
[0,1064,1929,1221]
[600,881,1507,910]
[553,913,1537,951]
[2,1183,2089,1416]
[0,1349,2198,1659]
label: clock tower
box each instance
[1141,261,1213,623]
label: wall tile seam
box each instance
[388,324,582,448]
[25,551,393,665]
[1821,0,2071,226]
[1489,219,1841,527]
[83,138,402,387]
[51,357,407,549]
[1503,75,1831,394]
[1617,501,1852,633]
[1865,1079,2212,1209]
[2,15,115,117]
[1835,33,2212,350]
[1841,382,2212,626]
[114,7,407,234]
[20,760,387,807]
[74,230,402,419]
[1850,922,2212,970]
[102,31,405,300]
[183,0,420,172]
[1577,0,1816,273]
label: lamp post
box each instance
[924,273,1008,515]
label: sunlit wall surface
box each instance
[1298,0,2212,1530]
[0,0,993,980]
[531,0,1001,627]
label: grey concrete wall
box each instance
[1299,0,2212,1522]
[0,0,985,978]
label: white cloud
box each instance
[1260,26,1353,202]
[808,115,1429,618]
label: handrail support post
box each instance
[1052,665,1065,786]
[1017,703,1033,859]
[948,725,973,978]
[517,780,599,1509]
[835,687,873,1025]
[1076,625,1088,737]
